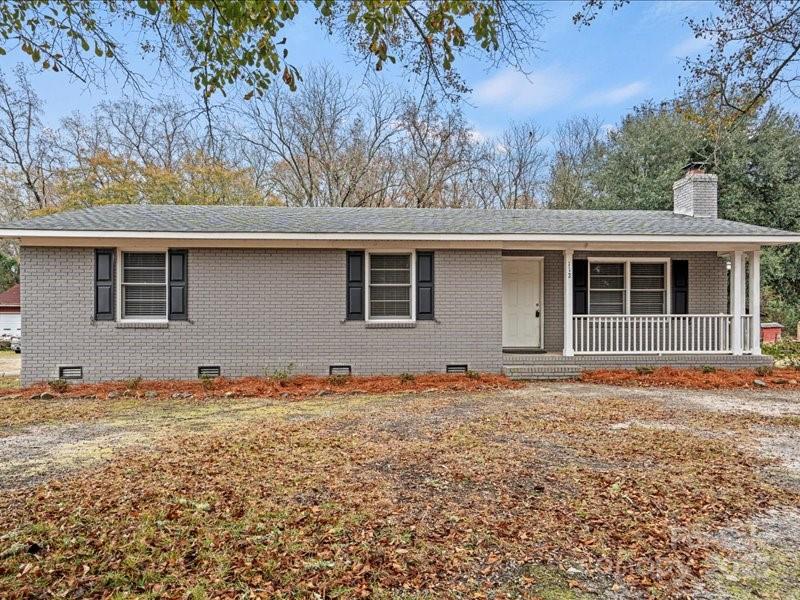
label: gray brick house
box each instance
[2,165,799,383]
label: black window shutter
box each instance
[346,251,364,320]
[416,251,434,320]
[671,259,689,314]
[168,249,188,320]
[94,249,115,321]
[573,259,588,315]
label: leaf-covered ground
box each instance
[0,383,798,598]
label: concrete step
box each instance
[502,365,582,381]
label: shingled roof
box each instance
[0,284,20,308]
[0,204,798,240]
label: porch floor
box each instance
[502,352,774,380]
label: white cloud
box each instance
[643,1,703,21]
[582,81,648,107]
[473,66,578,112]
[670,35,710,57]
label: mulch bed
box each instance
[581,367,800,390]
[9,372,522,401]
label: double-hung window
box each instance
[588,259,667,315]
[629,262,666,314]
[368,253,412,320]
[121,252,168,320]
[589,263,625,314]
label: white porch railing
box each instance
[572,314,752,354]
[741,314,753,354]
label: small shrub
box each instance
[327,374,350,386]
[124,376,142,390]
[466,370,481,380]
[199,376,215,391]
[268,363,295,383]
[47,379,69,393]
[755,365,773,377]
[399,372,415,382]
[701,365,716,374]
[785,356,800,370]
[761,337,800,360]
[635,366,655,375]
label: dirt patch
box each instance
[581,366,800,390]
[698,508,800,599]
[0,353,19,377]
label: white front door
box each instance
[502,258,542,348]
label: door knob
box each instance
[535,310,540,318]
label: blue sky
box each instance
[2,1,717,139]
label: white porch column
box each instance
[563,249,574,357]
[750,250,761,355]
[731,250,744,355]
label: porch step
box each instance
[502,365,582,381]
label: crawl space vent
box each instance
[329,365,352,376]
[198,365,221,378]
[446,364,468,374]
[58,366,83,380]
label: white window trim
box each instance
[587,257,671,315]
[365,250,416,322]
[116,248,169,322]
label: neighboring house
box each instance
[1,165,799,384]
[0,283,20,339]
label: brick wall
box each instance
[20,247,503,383]
[19,246,734,383]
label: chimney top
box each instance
[673,162,718,219]
[682,161,709,175]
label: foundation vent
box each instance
[329,365,352,376]
[446,364,468,374]
[198,365,221,378]
[58,366,83,380]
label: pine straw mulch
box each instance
[581,367,800,390]
[0,373,521,433]
[0,391,797,598]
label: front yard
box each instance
[0,380,799,598]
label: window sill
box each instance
[365,321,417,329]
[115,321,169,329]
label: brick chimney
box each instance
[673,162,718,218]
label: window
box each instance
[368,253,412,319]
[121,252,167,319]
[589,263,625,314]
[630,262,666,314]
[588,259,667,315]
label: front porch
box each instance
[501,249,770,379]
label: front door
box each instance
[502,258,542,349]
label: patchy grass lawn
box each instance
[0,383,798,598]
[0,376,18,391]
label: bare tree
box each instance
[57,97,207,170]
[470,122,547,209]
[0,67,59,212]
[395,94,477,207]
[547,117,604,208]
[236,66,401,207]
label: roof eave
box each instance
[1,228,799,246]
